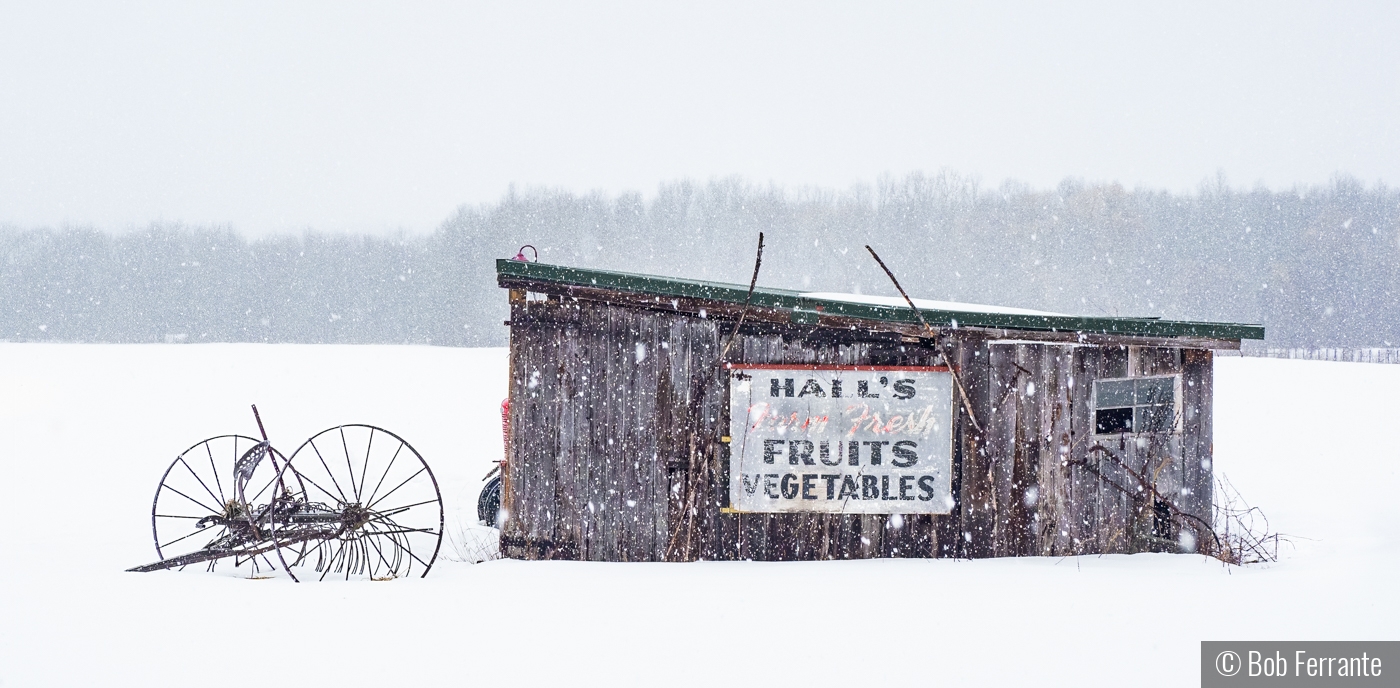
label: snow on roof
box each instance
[496,260,1266,340]
[799,292,1067,317]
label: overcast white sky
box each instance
[1,1,1396,235]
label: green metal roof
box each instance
[497,259,1265,341]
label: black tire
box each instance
[477,474,502,527]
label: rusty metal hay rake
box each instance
[128,406,443,581]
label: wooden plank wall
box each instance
[981,343,1214,557]
[502,292,1213,561]
[503,292,718,561]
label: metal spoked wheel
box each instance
[151,435,306,575]
[264,425,445,581]
[478,473,502,526]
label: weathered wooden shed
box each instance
[496,259,1265,562]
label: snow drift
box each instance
[0,344,1395,687]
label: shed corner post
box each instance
[1182,347,1215,529]
[500,287,526,558]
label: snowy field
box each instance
[1,344,1397,687]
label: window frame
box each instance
[1091,373,1183,436]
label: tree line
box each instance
[3,173,1397,348]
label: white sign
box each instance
[727,365,954,514]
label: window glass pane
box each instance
[1136,405,1175,432]
[1096,379,1135,407]
[1095,407,1134,434]
[1136,377,1175,406]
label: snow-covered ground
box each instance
[0,344,1396,686]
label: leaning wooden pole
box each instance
[720,233,765,361]
[864,245,984,435]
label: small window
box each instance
[1093,375,1178,434]
[1094,407,1133,434]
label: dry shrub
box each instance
[1206,475,1282,565]
[445,519,502,564]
